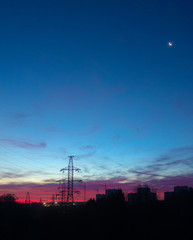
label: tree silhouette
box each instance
[0,193,18,202]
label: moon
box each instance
[168,42,173,47]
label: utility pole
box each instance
[84,183,86,202]
[52,194,55,203]
[100,184,107,193]
[60,156,81,203]
[57,179,67,203]
[55,194,59,202]
[79,182,86,202]
[25,192,30,204]
[96,186,99,194]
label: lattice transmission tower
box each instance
[60,156,81,203]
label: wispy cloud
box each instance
[111,134,122,142]
[43,127,61,133]
[0,170,51,180]
[154,146,193,169]
[10,112,31,120]
[76,152,95,160]
[130,170,169,178]
[2,111,33,127]
[77,126,101,136]
[0,138,47,149]
[129,145,193,190]
[80,145,96,150]
[42,179,57,183]
[170,145,193,154]
[1,172,27,179]
[144,174,193,191]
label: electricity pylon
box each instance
[60,156,81,203]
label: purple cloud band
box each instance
[0,138,47,149]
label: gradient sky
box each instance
[1,0,193,201]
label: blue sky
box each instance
[0,0,193,201]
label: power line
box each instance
[0,143,58,170]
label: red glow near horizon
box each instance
[0,182,172,202]
[1,176,193,202]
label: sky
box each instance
[0,0,193,202]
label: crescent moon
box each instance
[168,42,173,47]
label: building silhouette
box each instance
[96,194,105,201]
[164,186,193,202]
[95,188,124,201]
[105,189,120,197]
[128,186,157,204]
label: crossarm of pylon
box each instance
[60,168,68,172]
[74,179,82,183]
[73,167,81,172]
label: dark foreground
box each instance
[0,200,193,240]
